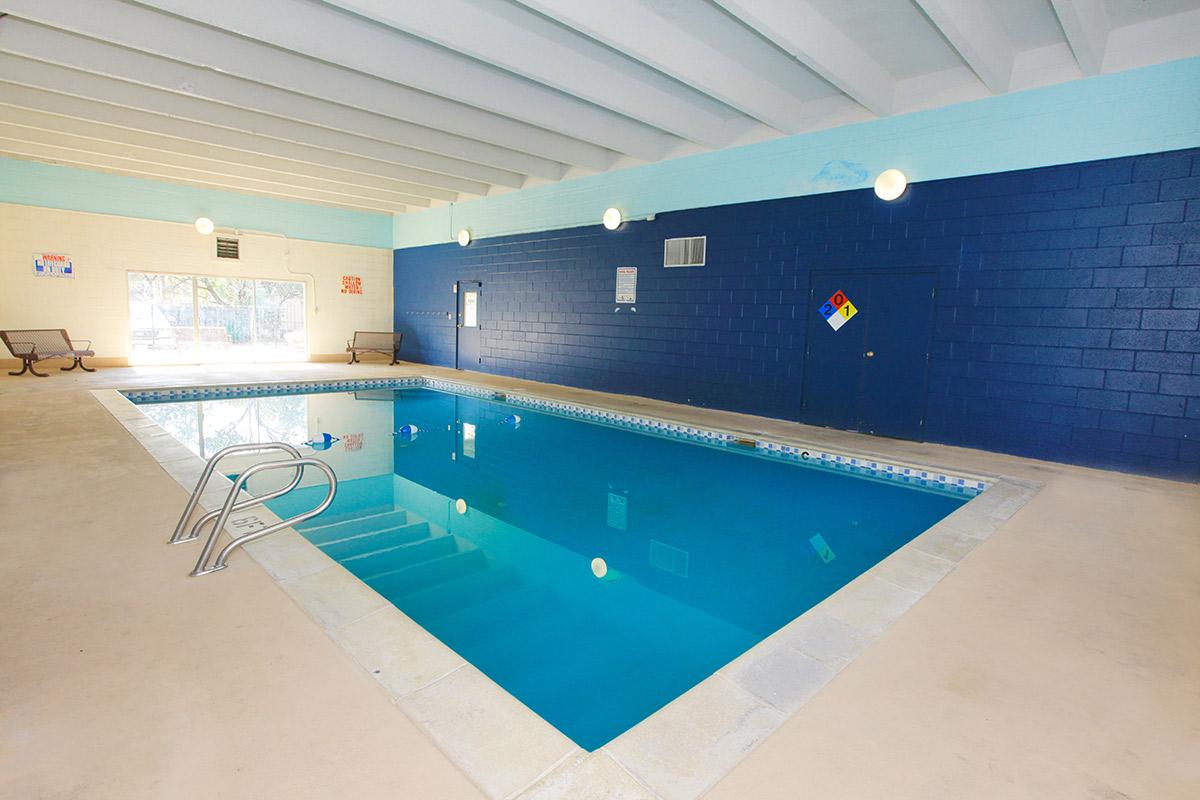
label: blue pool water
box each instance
[138,385,968,749]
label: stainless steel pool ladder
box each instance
[169,442,337,577]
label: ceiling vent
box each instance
[664,235,705,268]
[216,236,240,260]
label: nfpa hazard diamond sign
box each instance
[818,289,858,331]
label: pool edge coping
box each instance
[90,378,1042,800]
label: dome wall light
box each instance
[454,498,468,515]
[457,228,472,246]
[591,557,608,578]
[874,169,908,201]
[194,216,215,236]
[602,207,623,230]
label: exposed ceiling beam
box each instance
[0,122,433,207]
[0,0,615,172]
[0,146,403,214]
[714,0,895,117]
[0,105,456,202]
[133,0,683,161]
[913,0,1016,94]
[0,54,526,189]
[518,0,812,134]
[0,16,565,182]
[1050,0,1110,75]
[0,81,491,197]
[1103,6,1200,74]
[328,0,752,148]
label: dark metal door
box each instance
[801,274,871,432]
[858,272,936,439]
[802,271,935,440]
[455,281,481,370]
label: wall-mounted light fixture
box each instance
[873,169,907,201]
[602,207,623,230]
[194,216,215,235]
[457,228,472,246]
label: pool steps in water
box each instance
[301,511,412,546]
[341,529,457,578]
[402,565,526,623]
[370,545,489,598]
[322,522,439,563]
[294,501,532,629]
[297,506,400,534]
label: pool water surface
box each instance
[139,385,968,750]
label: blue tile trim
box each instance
[120,377,990,497]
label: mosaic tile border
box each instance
[121,376,991,497]
[120,376,425,403]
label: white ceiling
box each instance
[0,0,1197,215]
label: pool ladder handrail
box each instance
[169,442,338,577]
[169,442,304,545]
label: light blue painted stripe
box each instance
[0,156,393,248]
[394,57,1200,249]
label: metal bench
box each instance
[346,331,403,365]
[1,328,96,377]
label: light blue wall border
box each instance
[0,156,393,248]
[394,57,1200,249]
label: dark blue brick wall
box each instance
[395,148,1200,480]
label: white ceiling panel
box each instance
[806,0,964,79]
[0,0,1194,214]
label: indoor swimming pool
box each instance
[132,380,973,750]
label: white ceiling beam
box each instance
[0,54,525,190]
[0,81,490,197]
[714,0,895,116]
[0,17,565,182]
[1050,0,1110,75]
[0,0,615,172]
[326,0,751,148]
[0,105,456,202]
[1103,6,1200,74]
[0,122,433,207]
[518,0,812,134]
[0,147,403,214]
[912,0,1016,94]
[133,0,682,161]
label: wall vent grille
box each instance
[664,236,705,267]
[216,237,240,260]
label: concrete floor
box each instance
[2,361,1197,799]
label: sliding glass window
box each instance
[128,272,306,364]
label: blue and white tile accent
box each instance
[121,377,424,404]
[121,376,990,497]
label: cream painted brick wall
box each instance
[0,203,393,359]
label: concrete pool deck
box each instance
[2,362,1197,799]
